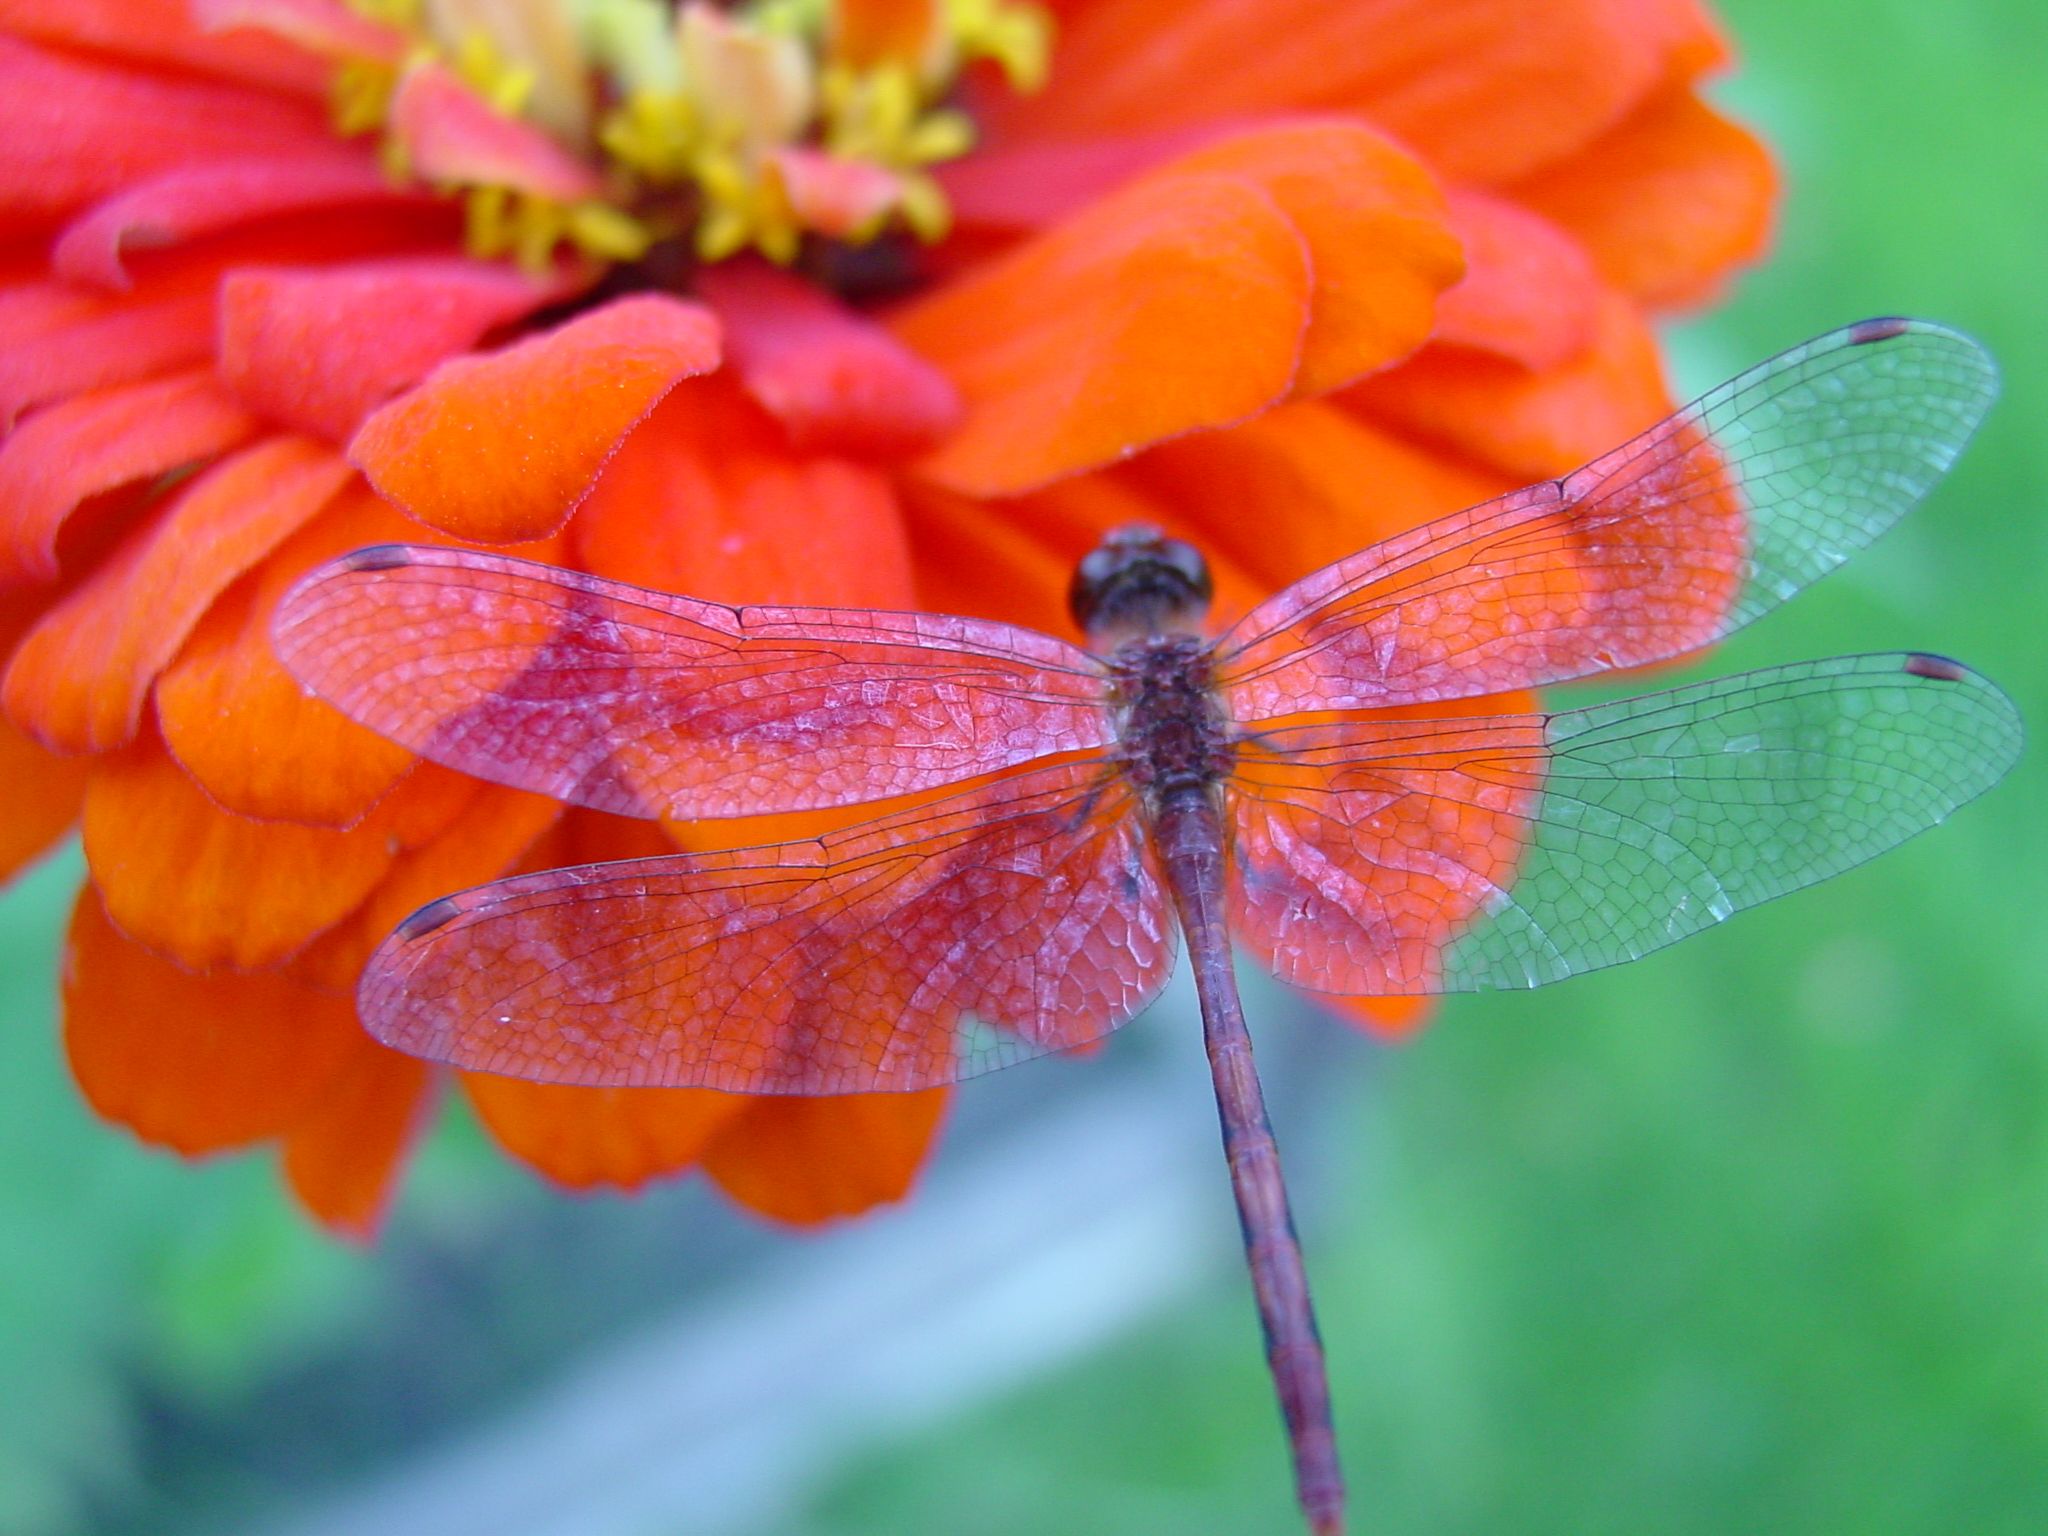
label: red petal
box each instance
[0,0,330,94]
[0,35,332,233]
[222,257,582,443]
[1341,289,1671,482]
[894,169,1309,496]
[282,1037,433,1241]
[696,260,962,457]
[0,370,261,584]
[466,1076,747,1191]
[2,436,351,753]
[83,733,478,972]
[0,284,215,427]
[1432,189,1601,370]
[572,377,916,606]
[349,295,723,541]
[53,154,425,291]
[701,1091,948,1225]
[389,62,603,202]
[63,882,362,1153]
[1510,88,1776,310]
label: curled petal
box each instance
[349,295,723,541]
[573,377,917,607]
[1511,88,1776,309]
[0,723,86,878]
[283,1038,433,1241]
[83,732,477,972]
[63,883,362,1153]
[466,1076,747,1191]
[700,1091,949,1225]
[3,437,352,753]
[0,370,261,585]
[222,257,584,444]
[54,154,426,291]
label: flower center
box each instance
[293,0,1049,272]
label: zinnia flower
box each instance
[0,0,1775,1237]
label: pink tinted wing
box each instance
[1227,654,2019,995]
[1215,320,1996,720]
[272,545,1115,818]
[359,760,1177,1092]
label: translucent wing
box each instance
[273,545,1115,818]
[1216,320,1997,720]
[359,761,1176,1093]
[1227,654,2020,995]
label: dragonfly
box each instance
[275,318,2016,1536]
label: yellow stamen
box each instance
[311,0,1053,269]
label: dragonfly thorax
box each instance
[1071,523,1213,646]
[1108,633,1235,806]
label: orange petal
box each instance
[700,1090,948,1226]
[154,485,434,826]
[1154,121,1461,397]
[83,729,477,971]
[465,1076,748,1191]
[63,881,361,1153]
[222,256,581,444]
[1322,992,1435,1039]
[1510,88,1777,310]
[1340,289,1671,483]
[830,0,942,69]
[0,717,86,878]
[349,295,723,541]
[287,782,562,991]
[2,436,352,753]
[1432,189,1601,371]
[895,170,1310,496]
[0,369,260,584]
[282,1035,433,1241]
[157,484,571,828]
[982,0,1725,185]
[1120,396,1506,595]
[695,259,962,458]
[572,377,916,607]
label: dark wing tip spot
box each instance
[340,544,418,573]
[1847,316,1915,346]
[1904,652,1969,682]
[398,896,464,940]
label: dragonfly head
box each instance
[1070,524,1214,645]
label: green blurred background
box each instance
[3,2,2043,1533]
